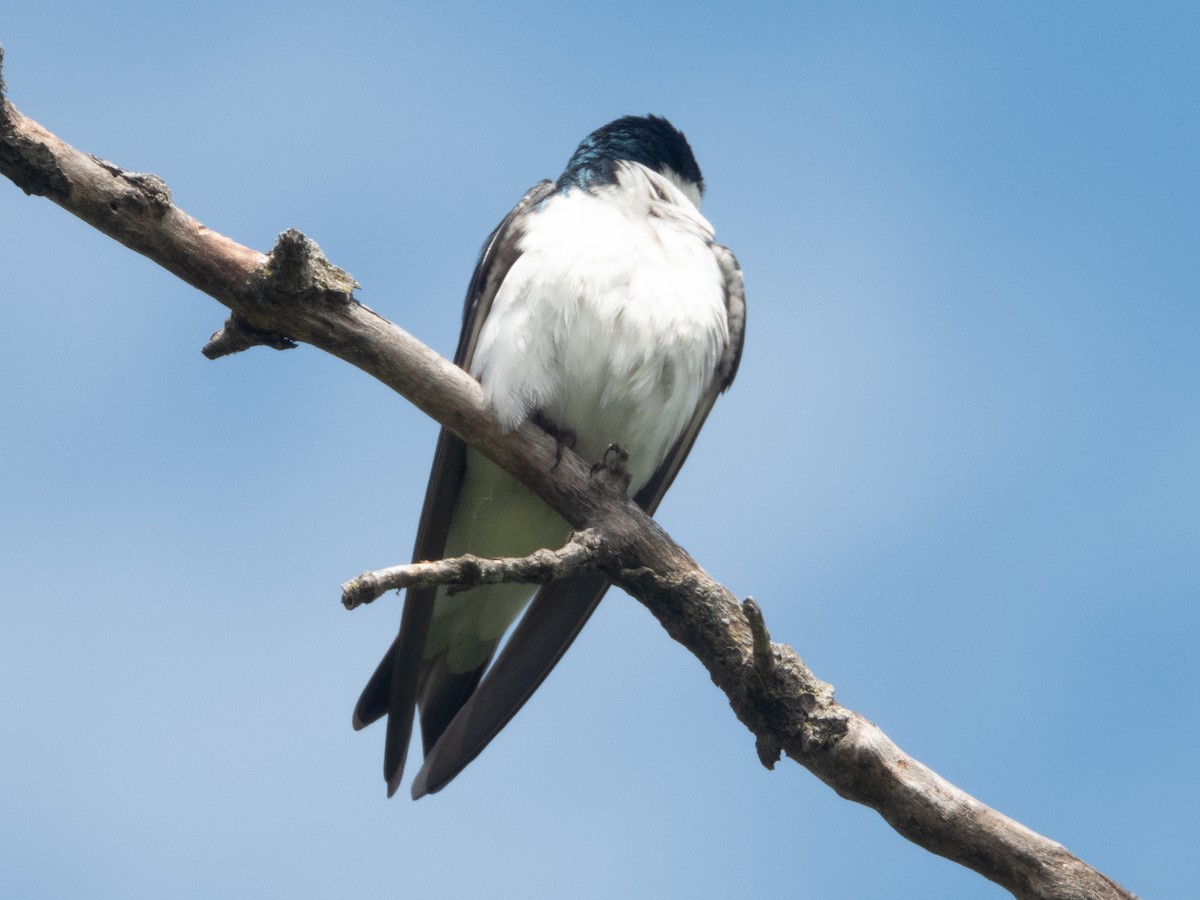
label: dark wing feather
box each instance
[453,181,558,368]
[353,180,556,796]
[411,242,747,798]
[411,572,610,798]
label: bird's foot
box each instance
[590,443,631,494]
[534,412,577,470]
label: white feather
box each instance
[471,161,729,491]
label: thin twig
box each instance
[341,529,606,609]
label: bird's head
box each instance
[556,115,704,208]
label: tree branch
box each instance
[0,46,1137,900]
[341,529,608,610]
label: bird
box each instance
[353,114,746,799]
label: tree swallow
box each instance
[353,115,746,798]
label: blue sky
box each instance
[2,3,1197,897]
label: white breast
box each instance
[470,163,730,492]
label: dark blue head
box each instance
[556,115,704,200]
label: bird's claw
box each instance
[534,412,578,470]
[590,443,631,493]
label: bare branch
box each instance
[341,529,607,610]
[0,49,1138,900]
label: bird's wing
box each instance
[453,180,559,370]
[352,180,556,796]
[411,241,747,798]
[632,242,746,511]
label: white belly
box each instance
[471,181,729,490]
